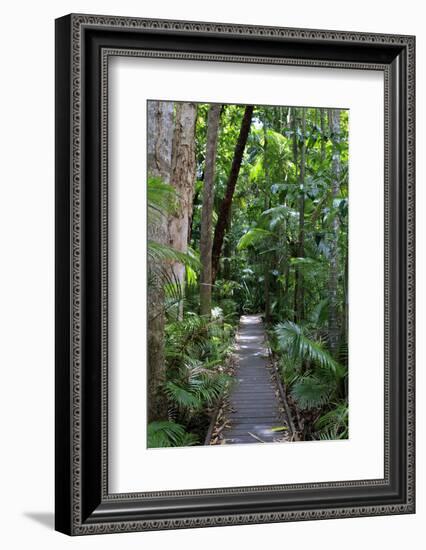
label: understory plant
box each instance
[147,310,235,448]
[273,320,348,440]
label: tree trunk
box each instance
[211,105,254,282]
[283,261,290,311]
[168,102,197,318]
[320,108,326,162]
[328,109,341,358]
[342,246,349,350]
[147,100,174,422]
[223,214,232,281]
[200,104,221,317]
[264,255,271,323]
[294,108,306,323]
[147,101,173,179]
[263,116,272,323]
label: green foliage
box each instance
[148,103,349,445]
[310,298,329,326]
[291,375,332,409]
[164,365,232,412]
[147,245,199,321]
[147,176,177,221]
[274,319,347,438]
[164,381,201,409]
[147,421,199,448]
[147,177,200,319]
[314,402,349,439]
[147,241,200,270]
[274,321,343,376]
[237,227,273,251]
[160,311,235,445]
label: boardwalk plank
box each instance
[213,314,288,445]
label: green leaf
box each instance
[274,321,344,376]
[291,376,332,409]
[164,382,201,409]
[148,241,200,270]
[147,421,200,448]
[237,228,273,251]
[147,176,177,220]
[147,421,185,447]
[315,402,348,433]
[289,257,317,266]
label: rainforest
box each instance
[147,101,349,448]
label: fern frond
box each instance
[315,402,349,438]
[274,321,343,376]
[148,241,200,270]
[237,228,273,251]
[291,376,332,409]
[147,420,199,448]
[147,176,177,221]
[164,381,202,409]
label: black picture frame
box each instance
[55,13,415,535]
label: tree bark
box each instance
[211,105,254,282]
[263,115,272,323]
[222,214,232,281]
[264,255,271,323]
[294,108,306,323]
[147,100,174,422]
[199,104,221,317]
[320,108,326,162]
[342,246,349,350]
[328,109,341,358]
[147,101,173,181]
[168,102,197,318]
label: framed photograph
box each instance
[55,14,415,535]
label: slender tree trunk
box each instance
[211,105,254,282]
[320,108,326,162]
[188,184,201,243]
[200,104,221,317]
[283,261,290,311]
[223,213,232,280]
[263,117,272,323]
[294,108,306,323]
[342,245,349,349]
[328,109,341,358]
[290,108,298,321]
[147,100,174,422]
[264,256,271,322]
[168,102,197,318]
[292,107,298,179]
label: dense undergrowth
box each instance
[147,103,349,446]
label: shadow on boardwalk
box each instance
[210,314,290,445]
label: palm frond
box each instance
[147,420,198,448]
[291,375,332,409]
[164,369,232,411]
[338,338,349,368]
[178,432,200,446]
[262,204,298,221]
[237,228,273,251]
[147,176,177,222]
[274,321,343,376]
[310,298,329,326]
[148,241,200,270]
[164,381,201,409]
[315,402,349,438]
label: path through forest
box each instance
[215,314,290,444]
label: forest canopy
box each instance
[147,101,349,448]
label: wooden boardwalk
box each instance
[217,314,289,445]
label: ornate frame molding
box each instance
[55,14,415,535]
